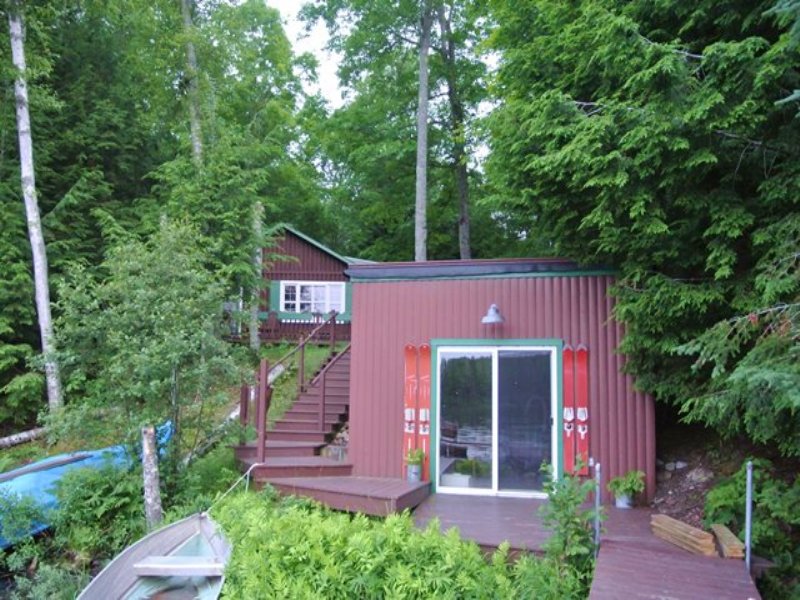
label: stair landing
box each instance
[266,476,431,517]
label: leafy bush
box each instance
[169,443,241,515]
[0,489,45,546]
[705,459,800,597]
[9,563,89,600]
[213,490,584,599]
[539,465,599,593]
[52,463,145,562]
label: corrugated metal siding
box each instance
[349,275,656,502]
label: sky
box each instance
[264,0,344,108]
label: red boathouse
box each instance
[345,258,656,502]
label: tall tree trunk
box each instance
[8,3,63,411]
[414,1,433,262]
[436,4,471,259]
[180,0,203,165]
[141,425,164,530]
[250,202,263,352]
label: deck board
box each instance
[413,494,550,552]
[266,476,430,516]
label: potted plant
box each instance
[405,448,425,483]
[607,470,645,508]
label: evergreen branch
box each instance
[638,34,703,60]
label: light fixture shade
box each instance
[481,303,505,325]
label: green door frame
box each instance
[429,338,564,494]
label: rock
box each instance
[656,458,665,468]
[686,466,713,484]
[675,460,689,470]
[657,470,673,483]
[665,462,676,472]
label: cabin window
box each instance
[280,281,345,315]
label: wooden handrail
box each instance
[313,343,351,433]
[273,311,339,370]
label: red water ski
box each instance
[575,345,589,476]
[403,344,419,478]
[562,345,576,474]
[418,344,432,481]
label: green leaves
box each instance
[213,490,584,599]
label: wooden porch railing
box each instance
[239,311,345,464]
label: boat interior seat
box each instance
[133,555,225,577]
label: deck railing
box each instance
[259,310,350,344]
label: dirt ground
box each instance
[650,422,750,528]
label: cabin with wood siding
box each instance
[258,226,367,342]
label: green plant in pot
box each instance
[607,470,645,508]
[405,448,425,483]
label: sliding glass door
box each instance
[437,346,556,497]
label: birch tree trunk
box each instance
[250,202,263,352]
[8,3,63,411]
[436,4,471,259]
[414,1,433,262]
[180,0,203,165]
[141,425,164,530]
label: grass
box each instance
[262,342,346,427]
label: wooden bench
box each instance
[133,555,225,577]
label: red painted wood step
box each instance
[241,456,353,479]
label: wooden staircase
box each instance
[234,347,353,480]
[233,344,430,516]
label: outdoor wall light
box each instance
[481,303,505,325]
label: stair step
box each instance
[242,456,353,479]
[273,418,342,431]
[232,440,324,459]
[265,477,431,517]
[292,400,349,410]
[268,430,332,443]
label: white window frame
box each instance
[279,281,346,315]
[435,345,558,499]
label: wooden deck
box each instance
[414,495,761,599]
[267,476,430,517]
[592,507,761,599]
[413,494,549,553]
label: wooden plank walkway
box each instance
[413,496,761,599]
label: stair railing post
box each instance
[319,370,327,432]
[298,337,305,394]
[745,460,753,573]
[239,383,249,444]
[329,311,336,356]
[256,359,269,463]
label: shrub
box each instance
[52,463,145,562]
[705,459,800,597]
[538,464,600,594]
[213,490,584,599]
[9,563,89,600]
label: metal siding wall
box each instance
[348,275,657,501]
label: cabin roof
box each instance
[346,257,614,282]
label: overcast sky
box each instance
[264,0,344,108]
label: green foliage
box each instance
[538,465,599,592]
[169,443,241,515]
[405,448,425,466]
[705,459,800,597]
[607,470,646,497]
[488,0,800,457]
[51,220,247,464]
[454,458,490,477]
[214,490,583,599]
[0,489,45,547]
[9,563,89,600]
[52,463,145,562]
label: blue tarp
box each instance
[0,422,173,549]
